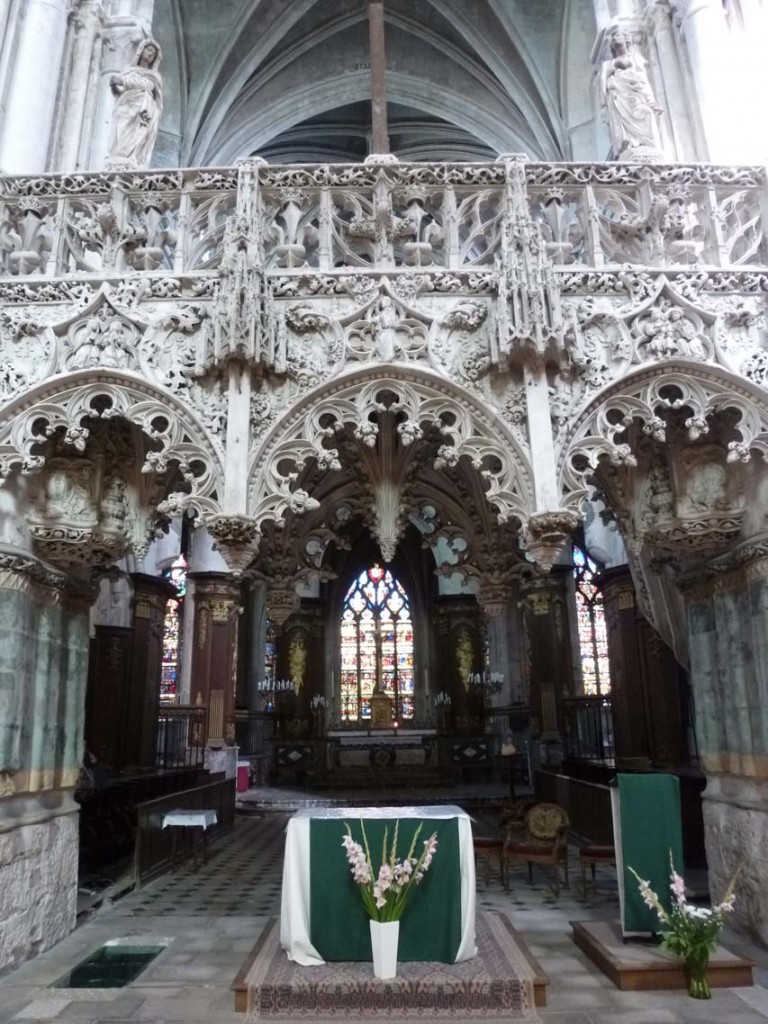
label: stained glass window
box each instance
[264,618,276,686]
[340,565,414,723]
[161,554,187,705]
[573,546,610,696]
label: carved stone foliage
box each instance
[553,275,768,437]
[0,377,225,535]
[559,365,768,564]
[207,514,260,575]
[247,369,534,541]
[15,413,179,570]
[0,158,766,586]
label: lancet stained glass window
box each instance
[340,565,414,723]
[161,554,187,705]
[573,546,610,695]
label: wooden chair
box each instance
[472,800,530,887]
[503,802,570,897]
[578,844,616,897]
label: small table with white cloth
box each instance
[161,809,218,871]
[280,805,476,966]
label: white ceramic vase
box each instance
[369,919,399,979]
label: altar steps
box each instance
[232,911,548,1019]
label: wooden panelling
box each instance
[535,770,614,845]
[134,775,236,886]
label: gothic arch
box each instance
[203,70,543,165]
[0,371,225,516]
[247,365,535,531]
[558,360,768,515]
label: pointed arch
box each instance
[0,370,225,516]
[247,365,534,532]
[558,360,768,514]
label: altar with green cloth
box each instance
[279,806,477,966]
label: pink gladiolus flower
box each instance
[341,834,372,885]
[670,869,687,907]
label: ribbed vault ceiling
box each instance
[153,0,598,167]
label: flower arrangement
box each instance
[342,818,438,922]
[630,854,737,999]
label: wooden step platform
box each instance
[571,919,754,991]
[233,912,548,1018]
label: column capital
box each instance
[645,0,674,31]
[205,514,260,575]
[520,511,579,573]
[0,547,96,610]
[678,532,768,599]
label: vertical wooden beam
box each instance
[367,0,390,154]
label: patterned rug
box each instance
[244,912,542,1021]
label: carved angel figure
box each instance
[599,33,663,161]
[106,39,163,170]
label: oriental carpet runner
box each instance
[243,911,542,1021]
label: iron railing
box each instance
[155,705,206,769]
[234,710,274,756]
[563,695,615,765]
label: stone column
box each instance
[675,0,737,161]
[188,572,242,758]
[52,0,106,170]
[683,548,768,941]
[0,1,25,138]
[0,0,70,172]
[120,573,176,769]
[645,1,701,160]
[519,572,573,765]
[0,550,92,972]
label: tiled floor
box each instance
[1,810,767,1023]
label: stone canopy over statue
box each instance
[599,31,664,161]
[106,39,163,171]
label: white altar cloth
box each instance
[161,809,218,829]
[280,804,477,966]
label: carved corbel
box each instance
[520,511,580,572]
[206,514,260,575]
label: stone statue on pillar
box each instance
[599,31,664,161]
[106,38,163,170]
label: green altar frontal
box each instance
[309,816,462,962]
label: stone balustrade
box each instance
[0,160,764,282]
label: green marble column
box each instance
[0,550,92,971]
[684,550,768,942]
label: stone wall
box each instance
[702,775,768,945]
[0,801,78,972]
